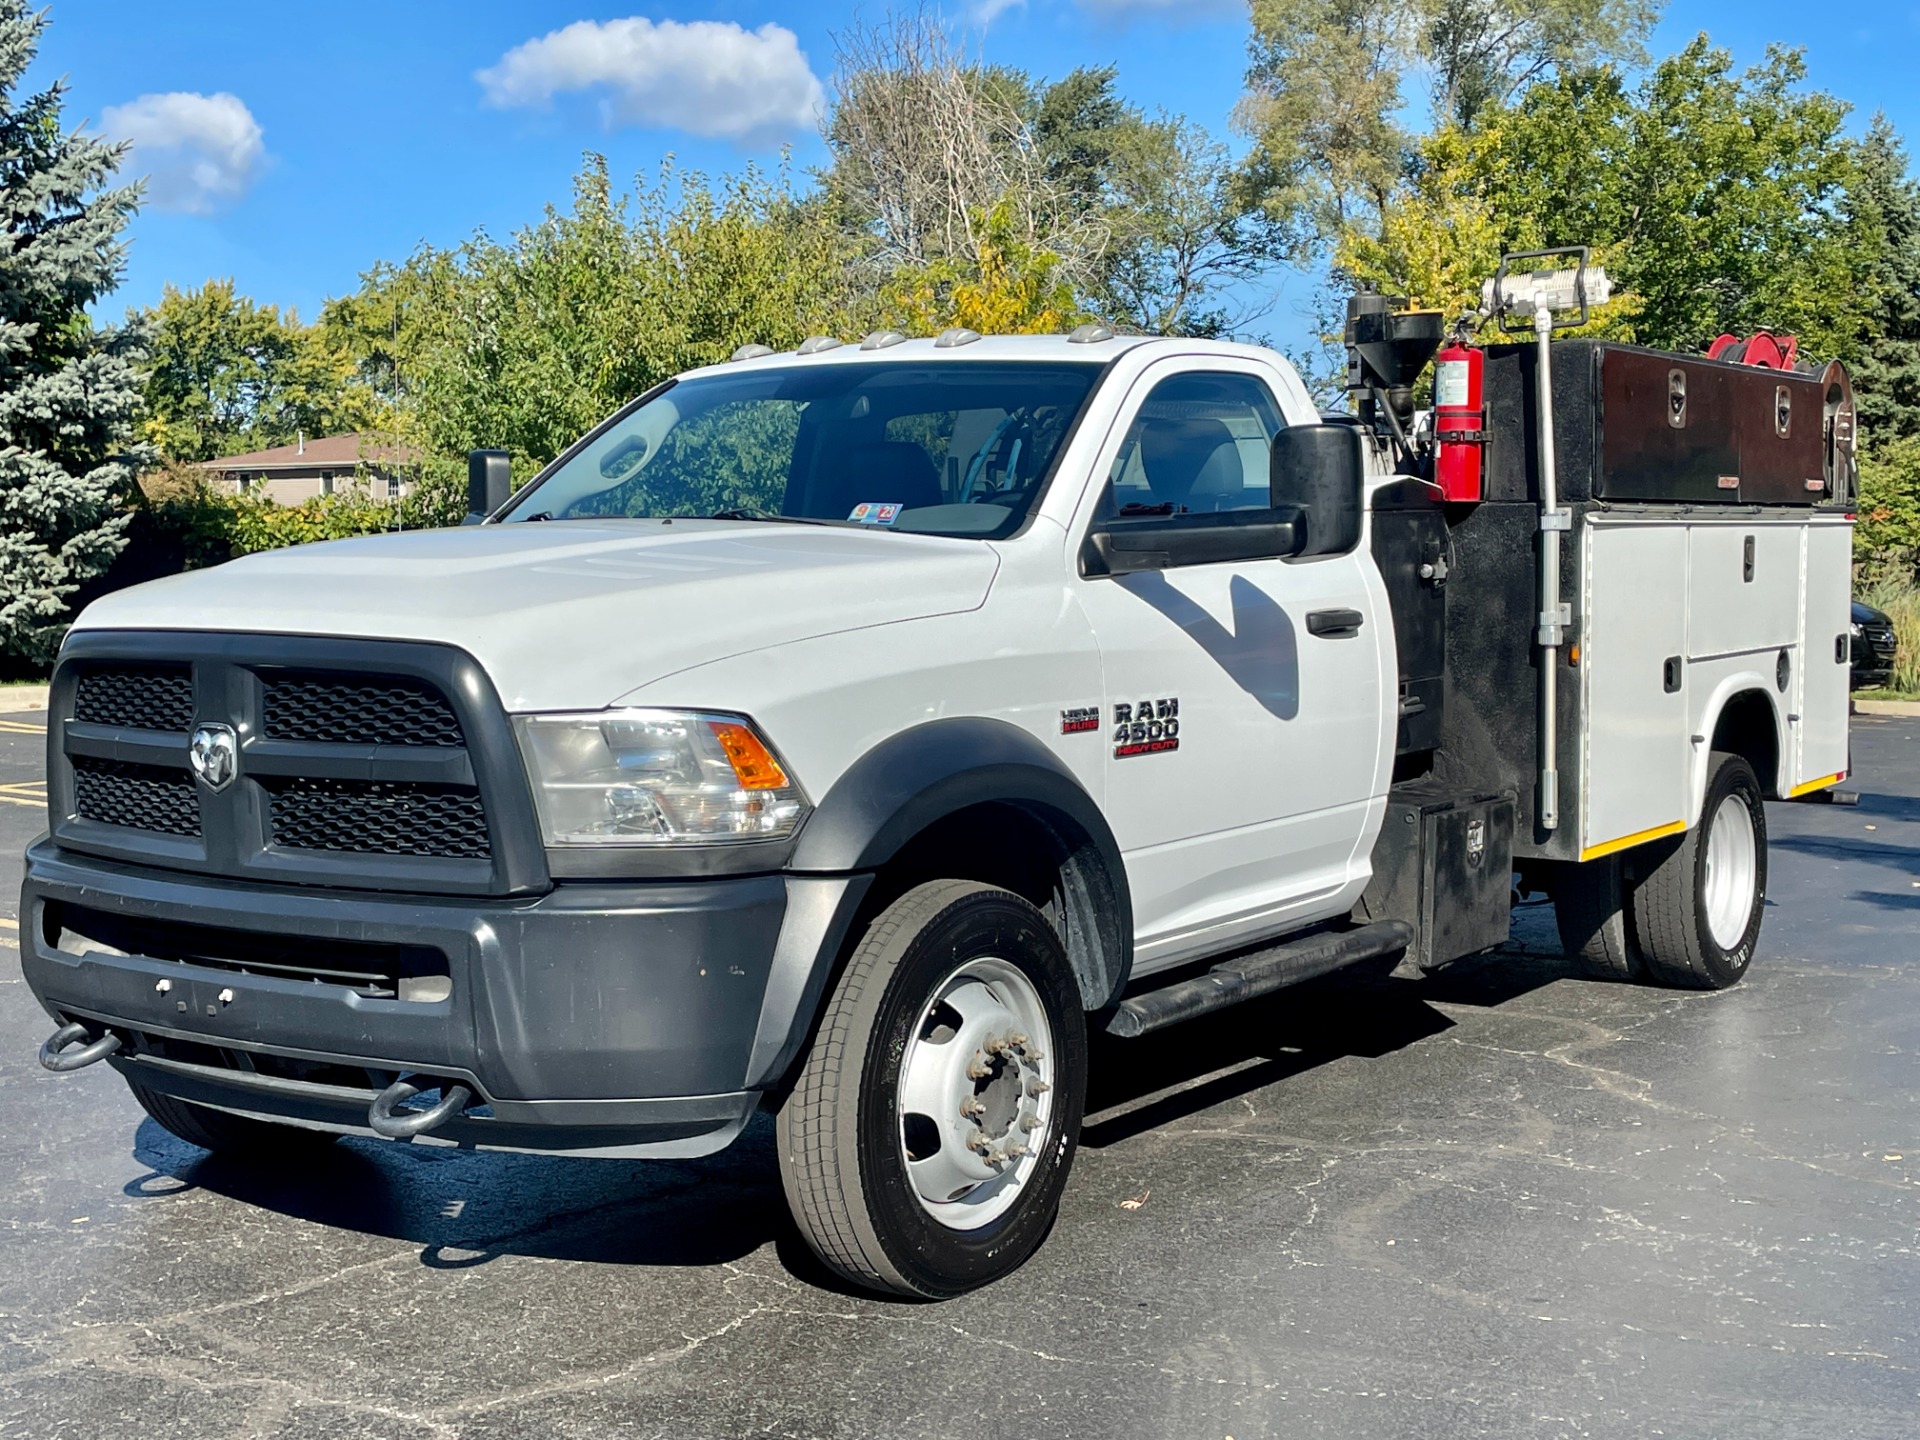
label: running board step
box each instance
[1105,920,1414,1039]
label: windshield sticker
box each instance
[1113,698,1180,758]
[848,502,902,525]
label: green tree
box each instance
[1856,436,1920,565]
[1238,0,1663,246]
[413,155,868,481]
[1099,114,1294,336]
[1336,41,1870,361]
[1849,116,1920,443]
[141,279,376,462]
[1422,0,1661,129]
[0,2,150,662]
[318,250,463,412]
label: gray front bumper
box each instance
[21,840,857,1158]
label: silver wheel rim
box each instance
[1702,792,1758,950]
[897,956,1056,1231]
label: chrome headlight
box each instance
[514,709,808,846]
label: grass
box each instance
[1859,573,1920,697]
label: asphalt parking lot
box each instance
[2,711,1915,1439]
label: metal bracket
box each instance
[1539,511,1572,532]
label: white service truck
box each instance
[26,263,1858,1298]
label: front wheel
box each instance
[1631,751,1768,989]
[129,1079,339,1157]
[776,881,1088,1299]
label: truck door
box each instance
[1070,362,1392,974]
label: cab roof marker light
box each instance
[934,327,982,349]
[1068,323,1115,344]
[860,330,908,351]
[730,343,775,361]
[796,335,845,355]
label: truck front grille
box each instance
[263,673,465,747]
[72,757,201,837]
[51,637,532,894]
[73,664,194,733]
[266,776,490,859]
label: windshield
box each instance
[500,361,1103,537]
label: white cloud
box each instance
[971,0,1027,24]
[477,17,824,145]
[100,91,265,215]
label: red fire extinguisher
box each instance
[1434,335,1484,503]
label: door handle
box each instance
[1306,608,1365,638]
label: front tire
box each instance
[776,881,1088,1299]
[129,1079,339,1156]
[1631,751,1768,989]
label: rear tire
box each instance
[1553,855,1645,981]
[129,1079,338,1156]
[776,880,1088,1299]
[1631,751,1767,989]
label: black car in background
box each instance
[1852,600,1898,691]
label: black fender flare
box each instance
[743,719,1131,1091]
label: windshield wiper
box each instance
[707,507,838,526]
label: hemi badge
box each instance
[1060,706,1099,736]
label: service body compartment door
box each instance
[1582,520,1689,857]
[1796,519,1853,790]
[1686,524,1801,658]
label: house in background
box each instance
[197,432,418,505]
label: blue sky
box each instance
[38,1,1920,355]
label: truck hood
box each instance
[74,521,1001,711]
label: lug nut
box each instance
[986,1149,1008,1166]
[1007,1032,1029,1049]
[966,1134,993,1155]
[966,1053,992,1080]
[959,1097,986,1119]
[1006,1143,1029,1159]
[1019,1115,1041,1132]
[1028,1080,1051,1096]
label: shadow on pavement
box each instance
[130,1112,786,1271]
[120,942,1592,1270]
[1081,946,1581,1149]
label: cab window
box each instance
[1095,372,1284,521]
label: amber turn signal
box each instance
[710,721,790,789]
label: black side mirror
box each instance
[1081,507,1306,577]
[1272,424,1365,557]
[466,449,512,523]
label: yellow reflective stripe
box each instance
[1580,818,1687,863]
[1788,772,1845,798]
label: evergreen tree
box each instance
[1851,115,1920,444]
[0,1,148,663]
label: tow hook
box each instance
[38,1022,122,1073]
[368,1076,474,1139]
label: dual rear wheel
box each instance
[1554,750,1768,989]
